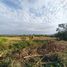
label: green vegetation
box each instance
[55,23,67,40]
[9,41,30,51]
[0,36,67,67]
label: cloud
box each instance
[0,0,22,10]
[0,0,67,34]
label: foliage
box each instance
[56,23,67,40]
[0,36,67,67]
[0,57,11,67]
[9,41,30,51]
[0,38,7,50]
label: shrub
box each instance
[9,41,30,51]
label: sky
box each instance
[0,0,67,35]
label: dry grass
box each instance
[0,36,67,67]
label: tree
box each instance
[56,23,67,32]
[56,23,67,40]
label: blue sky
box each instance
[0,0,67,35]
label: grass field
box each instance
[0,35,67,67]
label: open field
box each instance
[0,36,67,67]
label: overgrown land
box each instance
[0,35,67,67]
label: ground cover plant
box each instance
[0,36,67,67]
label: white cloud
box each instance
[0,0,67,34]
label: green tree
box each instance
[56,23,67,40]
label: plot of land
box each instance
[0,36,67,67]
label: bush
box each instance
[9,41,30,51]
[55,31,67,40]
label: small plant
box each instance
[9,41,30,51]
[0,57,11,67]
